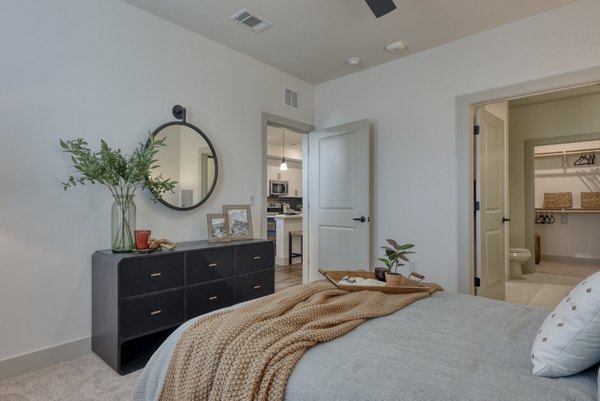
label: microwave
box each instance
[269,180,289,196]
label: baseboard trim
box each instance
[541,254,600,266]
[0,337,90,381]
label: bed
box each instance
[133,290,597,401]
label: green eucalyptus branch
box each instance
[59,134,177,200]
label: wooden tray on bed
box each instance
[318,269,432,294]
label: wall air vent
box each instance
[284,88,298,109]
[230,9,273,33]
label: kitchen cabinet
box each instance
[267,158,302,197]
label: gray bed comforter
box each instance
[133,291,597,401]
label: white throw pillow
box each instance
[531,271,600,377]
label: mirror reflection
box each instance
[150,124,217,210]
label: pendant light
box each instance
[280,128,288,171]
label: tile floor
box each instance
[505,260,594,309]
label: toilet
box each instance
[509,248,532,278]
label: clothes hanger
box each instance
[535,211,544,224]
[574,152,588,166]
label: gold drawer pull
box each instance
[150,272,162,278]
[253,285,262,290]
[253,256,261,260]
[208,263,218,268]
[208,296,218,301]
[150,310,162,316]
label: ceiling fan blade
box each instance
[364,0,396,18]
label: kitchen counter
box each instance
[275,214,303,265]
[274,213,303,220]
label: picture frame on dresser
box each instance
[222,205,253,240]
[207,213,230,242]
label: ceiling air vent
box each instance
[284,88,298,109]
[230,9,273,33]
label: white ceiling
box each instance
[120,0,577,84]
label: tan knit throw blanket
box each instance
[159,281,441,401]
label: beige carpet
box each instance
[0,265,304,401]
[0,354,139,401]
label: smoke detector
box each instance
[345,57,361,66]
[230,9,273,33]
[384,41,407,53]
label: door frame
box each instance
[261,112,315,281]
[456,66,600,295]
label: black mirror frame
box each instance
[147,121,219,211]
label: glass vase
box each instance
[111,194,136,253]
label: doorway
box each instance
[261,113,313,291]
[476,90,600,306]
[262,114,373,289]
[460,72,600,299]
[503,136,600,308]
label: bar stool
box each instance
[288,230,303,265]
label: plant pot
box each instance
[385,272,406,287]
[374,267,390,282]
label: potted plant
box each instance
[376,239,415,286]
[60,135,176,252]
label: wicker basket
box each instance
[581,192,600,209]
[543,192,573,209]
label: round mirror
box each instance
[149,122,218,210]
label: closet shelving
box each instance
[534,208,600,214]
[534,148,600,158]
[535,147,599,168]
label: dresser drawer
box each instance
[120,289,184,339]
[119,254,184,297]
[187,248,234,285]
[236,270,274,303]
[186,279,235,320]
[235,242,274,275]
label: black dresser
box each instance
[92,239,274,374]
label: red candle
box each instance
[135,230,151,250]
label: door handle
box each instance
[502,217,511,223]
[353,216,367,223]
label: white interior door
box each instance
[476,108,507,300]
[306,119,370,282]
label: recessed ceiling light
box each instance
[384,41,406,53]
[345,57,361,66]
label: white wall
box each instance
[510,94,600,252]
[0,0,313,362]
[314,0,600,291]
